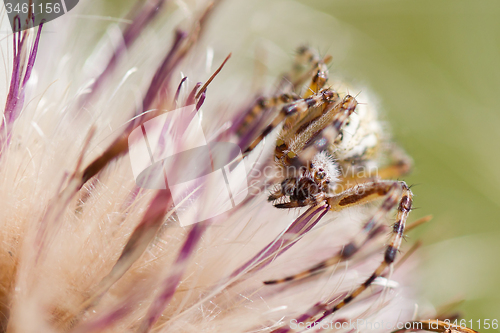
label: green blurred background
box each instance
[92,0,500,327]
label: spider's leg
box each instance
[268,189,285,202]
[236,92,300,138]
[302,95,358,160]
[273,196,323,209]
[376,144,413,179]
[276,94,342,160]
[264,180,405,284]
[239,47,334,149]
[283,53,332,132]
[243,89,338,154]
[319,181,412,320]
[285,46,331,92]
[301,55,331,98]
[337,154,413,194]
[268,178,296,201]
[269,176,327,208]
[282,95,358,169]
[280,45,321,90]
[238,47,328,138]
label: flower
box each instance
[0,1,431,332]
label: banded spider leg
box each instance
[266,180,413,325]
[243,88,340,155]
[237,46,331,138]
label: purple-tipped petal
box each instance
[70,302,132,333]
[2,23,43,149]
[230,203,329,279]
[89,189,173,304]
[196,90,206,110]
[140,30,187,113]
[80,0,169,106]
[174,76,188,105]
[138,222,207,332]
[185,82,202,107]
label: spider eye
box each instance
[325,180,330,184]
[317,170,326,179]
[310,162,314,168]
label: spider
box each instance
[237,46,414,322]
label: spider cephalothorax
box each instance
[269,151,339,208]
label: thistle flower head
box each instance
[0,1,433,332]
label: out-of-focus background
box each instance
[76,0,500,326]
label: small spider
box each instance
[237,46,414,322]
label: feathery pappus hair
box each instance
[0,1,478,333]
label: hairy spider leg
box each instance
[237,46,324,138]
[265,181,406,284]
[283,53,332,131]
[236,92,300,137]
[317,181,412,321]
[282,95,358,169]
[335,146,413,193]
[243,89,338,154]
[275,94,340,160]
[301,56,331,98]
